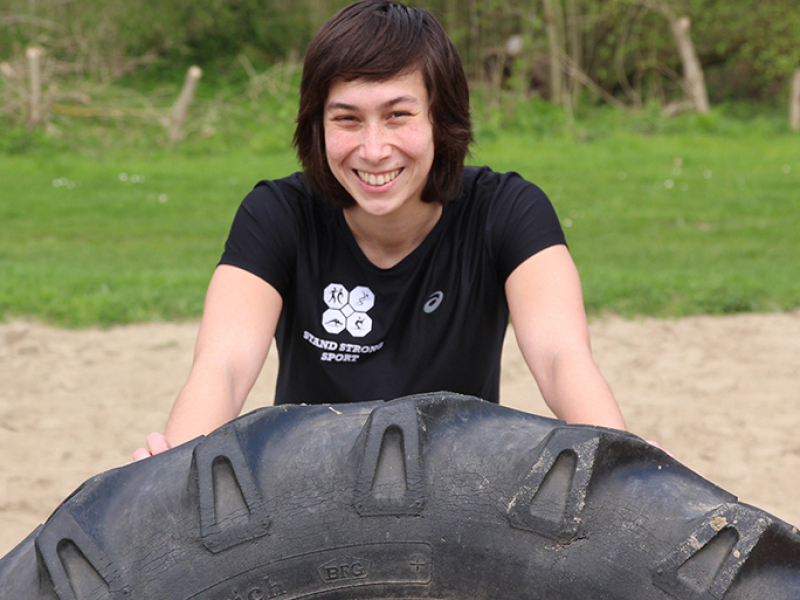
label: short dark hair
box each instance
[294,0,472,208]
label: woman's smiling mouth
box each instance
[356,168,402,187]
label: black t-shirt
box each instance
[220,165,566,405]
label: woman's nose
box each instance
[359,123,391,162]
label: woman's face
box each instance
[323,70,435,219]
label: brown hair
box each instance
[294,0,472,208]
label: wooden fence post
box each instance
[169,65,202,146]
[26,46,45,128]
[1,61,16,118]
[790,69,800,132]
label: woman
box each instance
[134,0,626,460]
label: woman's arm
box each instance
[133,265,282,459]
[504,244,626,430]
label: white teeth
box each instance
[358,169,400,186]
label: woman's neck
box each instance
[343,201,443,269]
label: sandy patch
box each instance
[1,312,799,555]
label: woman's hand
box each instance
[646,439,675,458]
[132,432,171,461]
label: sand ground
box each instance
[1,312,799,556]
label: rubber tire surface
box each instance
[1,393,799,599]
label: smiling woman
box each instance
[294,0,471,210]
[323,73,434,213]
[324,73,439,267]
[134,0,629,462]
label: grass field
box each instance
[475,130,800,316]
[1,93,799,327]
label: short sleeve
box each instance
[481,170,567,281]
[218,180,298,298]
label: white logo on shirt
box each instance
[322,283,375,337]
[423,291,444,314]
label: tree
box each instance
[638,0,709,113]
[542,0,567,103]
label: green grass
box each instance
[0,150,300,326]
[471,129,800,317]
[1,83,799,326]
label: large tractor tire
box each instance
[1,393,799,599]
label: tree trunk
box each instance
[444,0,459,40]
[670,16,709,114]
[543,0,566,104]
[468,0,481,82]
[565,0,583,105]
[790,69,800,132]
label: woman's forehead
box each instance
[325,70,428,109]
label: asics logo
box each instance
[423,291,444,314]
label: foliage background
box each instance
[1,1,799,327]
[3,0,800,104]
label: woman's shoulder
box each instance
[242,172,333,219]
[460,166,549,207]
[249,172,314,204]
